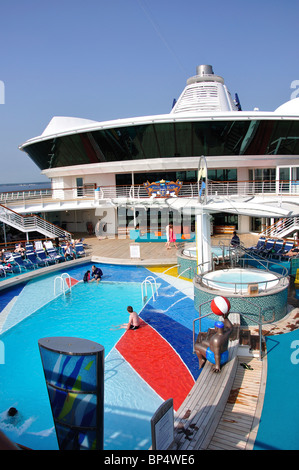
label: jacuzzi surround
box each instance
[200,267,281,294]
[193,266,289,326]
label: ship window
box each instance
[23,120,299,170]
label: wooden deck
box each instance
[85,236,179,265]
[207,356,265,450]
[78,232,260,265]
[168,352,265,451]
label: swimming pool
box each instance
[0,263,213,450]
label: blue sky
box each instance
[0,0,298,183]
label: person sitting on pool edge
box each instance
[90,265,103,283]
[126,306,140,330]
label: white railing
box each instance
[0,204,72,239]
[141,276,159,303]
[54,273,72,296]
[260,216,299,238]
[0,180,299,205]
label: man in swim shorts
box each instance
[126,306,140,330]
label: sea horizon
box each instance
[0,181,51,193]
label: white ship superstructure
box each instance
[1,64,298,239]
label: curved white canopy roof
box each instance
[274,97,299,115]
[41,116,100,138]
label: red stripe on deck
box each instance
[116,320,194,411]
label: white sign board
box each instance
[151,399,174,450]
[130,244,140,259]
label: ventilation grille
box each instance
[173,83,221,113]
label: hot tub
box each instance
[202,268,279,294]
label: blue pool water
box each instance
[0,263,210,450]
[0,276,144,449]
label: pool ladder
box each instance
[141,276,158,303]
[54,273,72,296]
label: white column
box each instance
[196,212,212,273]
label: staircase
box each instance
[238,329,266,356]
[0,203,72,239]
[260,217,299,239]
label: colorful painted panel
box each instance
[39,337,104,450]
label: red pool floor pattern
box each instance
[66,275,195,410]
[65,277,80,288]
[116,319,195,411]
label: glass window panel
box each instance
[23,120,299,170]
[155,123,176,157]
[175,122,192,157]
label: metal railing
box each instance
[260,216,299,238]
[1,179,299,205]
[194,245,289,295]
[0,203,72,239]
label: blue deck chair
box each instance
[0,263,14,275]
[260,239,276,257]
[269,239,285,259]
[278,241,295,260]
[26,251,48,268]
[74,243,86,257]
[44,241,65,263]
[25,243,34,253]
[247,237,267,254]
[3,253,21,273]
[35,249,56,266]
[11,252,35,270]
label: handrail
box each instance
[54,273,72,296]
[162,264,181,275]
[195,246,289,294]
[141,276,158,302]
[0,203,72,240]
[260,216,299,239]
[1,178,299,203]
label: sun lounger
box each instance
[11,252,35,270]
[247,237,267,254]
[44,241,65,263]
[269,239,285,259]
[74,243,86,257]
[35,249,56,265]
[259,238,276,257]
[25,243,34,254]
[278,241,296,260]
[0,263,13,275]
[26,251,48,268]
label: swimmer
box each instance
[126,306,140,330]
[1,407,22,428]
[110,306,140,330]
